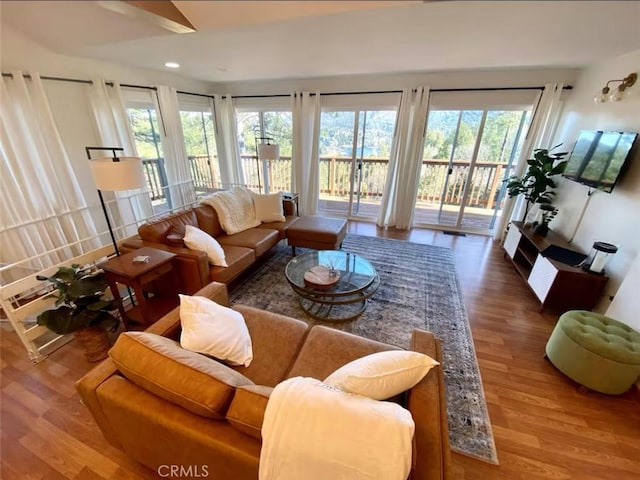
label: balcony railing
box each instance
[142,155,512,211]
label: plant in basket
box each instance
[36,264,120,362]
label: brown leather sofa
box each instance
[77,282,451,480]
[121,203,299,294]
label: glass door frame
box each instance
[416,105,534,234]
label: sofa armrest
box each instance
[121,237,209,294]
[409,329,451,480]
[75,358,123,449]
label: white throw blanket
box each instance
[200,187,260,235]
[259,377,415,480]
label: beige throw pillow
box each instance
[183,225,227,267]
[180,294,253,367]
[323,350,439,400]
[253,192,285,222]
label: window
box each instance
[126,106,169,213]
[178,94,221,194]
[235,99,293,193]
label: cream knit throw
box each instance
[201,187,260,235]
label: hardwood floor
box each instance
[2,222,639,479]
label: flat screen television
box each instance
[562,130,638,193]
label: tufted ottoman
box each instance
[545,311,640,394]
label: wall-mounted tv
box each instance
[563,130,638,193]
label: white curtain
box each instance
[495,83,565,239]
[291,92,321,215]
[377,87,430,229]
[154,85,196,209]
[0,71,99,280]
[88,78,153,236]
[213,94,245,187]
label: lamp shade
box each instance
[257,143,280,160]
[89,156,146,191]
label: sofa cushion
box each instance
[231,306,309,386]
[138,210,199,244]
[287,326,397,381]
[257,216,300,240]
[194,204,224,238]
[109,332,254,419]
[217,229,280,257]
[324,351,439,400]
[209,246,256,284]
[180,294,253,367]
[226,385,273,440]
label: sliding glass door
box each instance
[318,109,396,219]
[415,107,531,233]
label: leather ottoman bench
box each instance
[286,216,348,255]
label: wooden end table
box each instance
[100,247,179,329]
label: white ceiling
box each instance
[2,1,640,83]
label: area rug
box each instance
[230,234,498,464]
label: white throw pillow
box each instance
[324,350,439,400]
[183,225,228,267]
[179,295,253,367]
[253,192,285,223]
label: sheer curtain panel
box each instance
[213,95,245,187]
[495,83,564,239]
[377,87,430,229]
[291,92,321,215]
[89,78,153,236]
[154,85,196,209]
[0,71,99,280]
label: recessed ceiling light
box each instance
[165,62,180,69]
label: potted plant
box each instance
[533,204,558,237]
[506,147,568,222]
[36,264,120,362]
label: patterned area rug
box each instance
[230,234,498,464]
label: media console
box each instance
[503,221,608,312]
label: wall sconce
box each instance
[594,72,637,103]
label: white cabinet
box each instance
[503,226,522,259]
[529,255,558,302]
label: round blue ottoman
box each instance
[545,311,640,394]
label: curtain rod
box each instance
[2,72,573,99]
[232,85,573,99]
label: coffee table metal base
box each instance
[289,276,380,322]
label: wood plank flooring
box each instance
[2,222,639,479]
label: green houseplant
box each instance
[506,147,568,222]
[36,264,119,362]
[533,204,558,237]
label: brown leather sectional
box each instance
[76,282,452,480]
[121,204,300,294]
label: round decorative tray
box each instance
[303,265,340,290]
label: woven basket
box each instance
[74,326,110,362]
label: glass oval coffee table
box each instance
[285,250,379,321]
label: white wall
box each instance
[219,67,580,96]
[551,49,640,313]
[0,24,218,92]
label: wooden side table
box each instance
[282,192,299,216]
[100,247,179,328]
